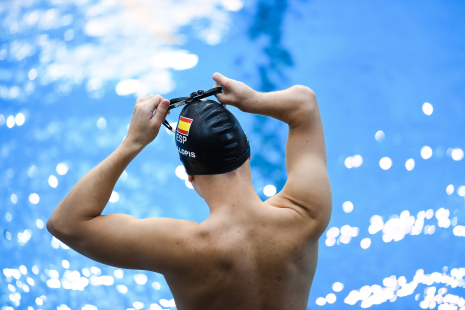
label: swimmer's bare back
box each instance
[47,73,332,310]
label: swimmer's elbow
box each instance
[46,217,61,239]
[294,85,317,111]
[46,215,74,241]
[292,84,316,99]
[46,218,53,234]
[289,85,319,127]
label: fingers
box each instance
[135,94,155,105]
[212,72,230,91]
[146,95,164,113]
[151,99,170,128]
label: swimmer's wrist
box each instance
[236,89,260,113]
[121,135,146,154]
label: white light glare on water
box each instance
[175,165,188,180]
[405,159,415,171]
[332,282,344,292]
[15,113,25,126]
[326,293,336,304]
[185,180,194,189]
[222,0,244,11]
[446,184,454,195]
[28,165,38,178]
[109,191,119,203]
[342,201,353,213]
[7,115,15,128]
[133,274,147,285]
[116,285,128,294]
[56,163,69,175]
[421,146,432,159]
[263,185,277,197]
[28,68,37,80]
[379,157,392,170]
[114,270,123,279]
[450,148,464,161]
[422,102,433,115]
[345,155,363,168]
[120,171,128,181]
[316,297,326,306]
[29,193,40,204]
[48,175,58,188]
[361,238,371,249]
[457,186,465,197]
[375,130,385,142]
[96,118,107,130]
[36,219,44,229]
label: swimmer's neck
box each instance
[205,180,262,216]
[192,162,263,217]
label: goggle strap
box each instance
[162,87,223,133]
[168,87,223,110]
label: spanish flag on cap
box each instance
[177,116,193,135]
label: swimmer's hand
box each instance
[126,95,170,150]
[212,72,257,111]
[213,72,316,127]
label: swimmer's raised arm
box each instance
[47,95,201,273]
[213,72,312,126]
[213,73,332,236]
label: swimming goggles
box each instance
[162,87,223,132]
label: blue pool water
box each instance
[1,0,465,309]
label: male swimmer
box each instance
[47,73,332,310]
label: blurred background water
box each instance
[1,0,465,309]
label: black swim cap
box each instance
[175,99,251,175]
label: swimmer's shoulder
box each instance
[263,194,330,240]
